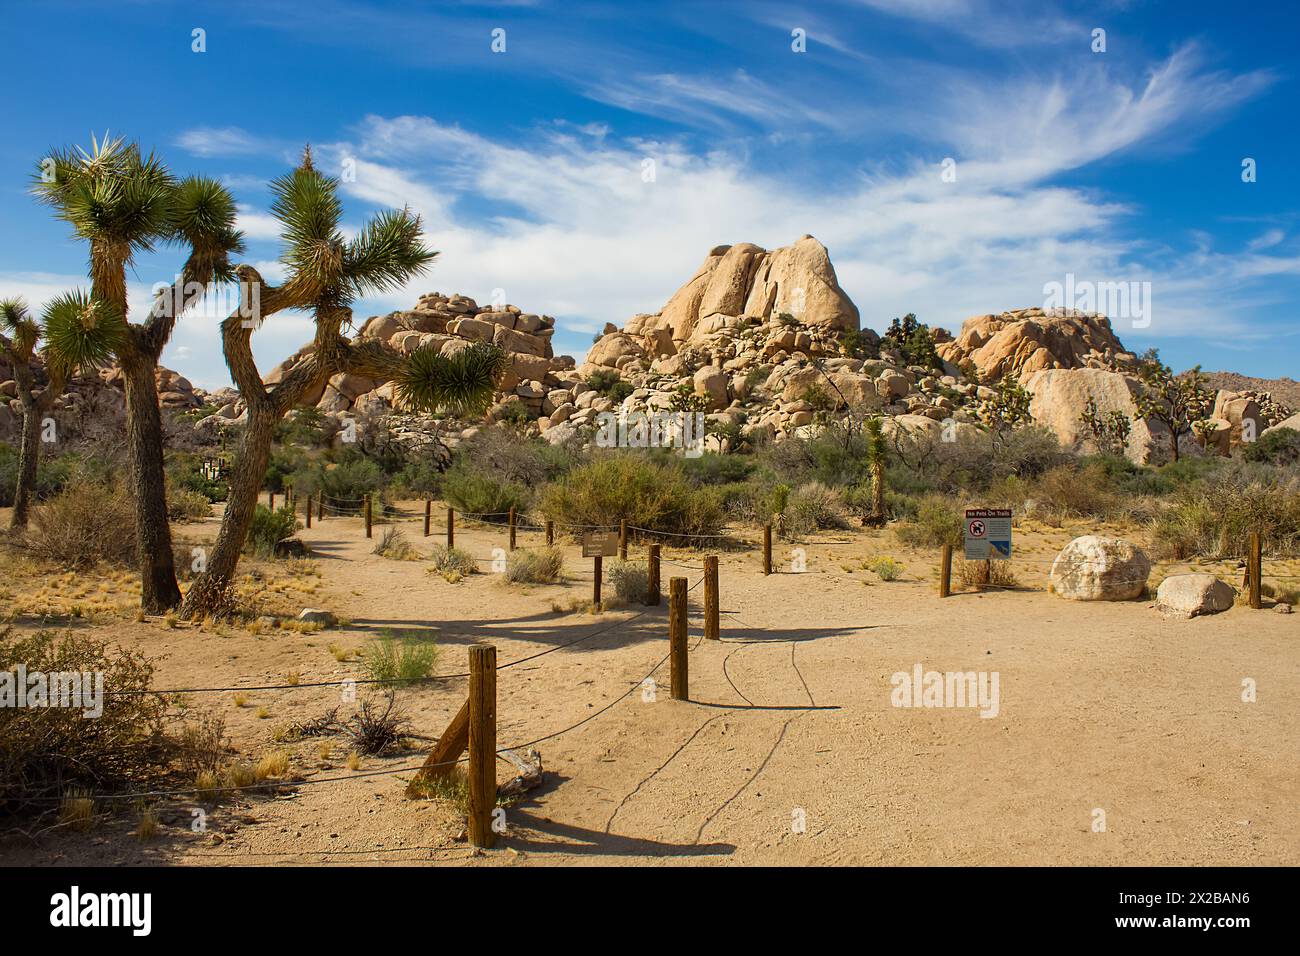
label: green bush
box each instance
[783,481,849,538]
[22,480,137,568]
[428,545,478,581]
[608,560,649,603]
[1150,468,1300,560]
[1243,428,1300,466]
[0,628,171,815]
[168,451,229,503]
[440,463,530,518]
[540,455,725,539]
[504,547,565,584]
[247,505,298,557]
[865,556,904,581]
[288,456,386,512]
[894,495,963,549]
[167,484,213,522]
[0,447,101,507]
[364,632,438,686]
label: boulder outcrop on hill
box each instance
[936,308,1137,383]
[9,237,1289,466]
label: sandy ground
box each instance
[2,503,1296,866]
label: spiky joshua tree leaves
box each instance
[179,148,505,620]
[32,134,244,610]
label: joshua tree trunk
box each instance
[11,398,43,530]
[180,404,280,616]
[7,360,61,531]
[180,273,345,620]
[119,346,182,611]
[868,460,885,527]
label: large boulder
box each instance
[647,236,859,344]
[1023,367,1169,464]
[1156,574,1235,618]
[693,366,729,410]
[1049,535,1150,601]
[586,332,645,369]
[937,309,1134,383]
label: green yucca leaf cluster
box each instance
[396,343,507,416]
[40,290,127,375]
[32,133,243,288]
[270,154,436,308]
[0,298,39,356]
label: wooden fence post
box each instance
[1249,531,1262,609]
[593,555,603,612]
[646,544,661,606]
[669,577,688,701]
[704,555,720,640]
[763,523,772,576]
[939,544,952,598]
[305,493,312,529]
[509,507,517,551]
[619,519,628,561]
[423,499,431,537]
[364,494,373,538]
[268,490,275,510]
[286,485,293,512]
[545,520,554,546]
[447,508,455,549]
[316,494,323,523]
[467,643,497,849]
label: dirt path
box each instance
[5,506,1296,866]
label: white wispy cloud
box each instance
[176,126,269,158]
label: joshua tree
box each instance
[179,149,505,620]
[33,135,243,610]
[862,415,887,527]
[1131,351,1213,464]
[1,294,123,528]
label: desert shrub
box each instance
[540,455,725,539]
[865,556,904,581]
[957,559,1019,590]
[0,629,171,816]
[1150,468,1300,559]
[717,479,779,524]
[1243,427,1300,466]
[783,481,849,538]
[373,527,418,560]
[343,692,410,755]
[504,546,564,584]
[0,448,114,507]
[168,451,229,502]
[247,505,299,557]
[496,398,535,430]
[1028,462,1119,520]
[21,480,137,568]
[167,483,212,522]
[364,631,438,686]
[607,560,649,603]
[455,427,578,486]
[287,455,386,512]
[440,463,529,518]
[175,715,229,780]
[681,452,755,487]
[428,545,477,581]
[389,458,444,498]
[894,495,962,549]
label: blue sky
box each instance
[2,0,1297,388]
